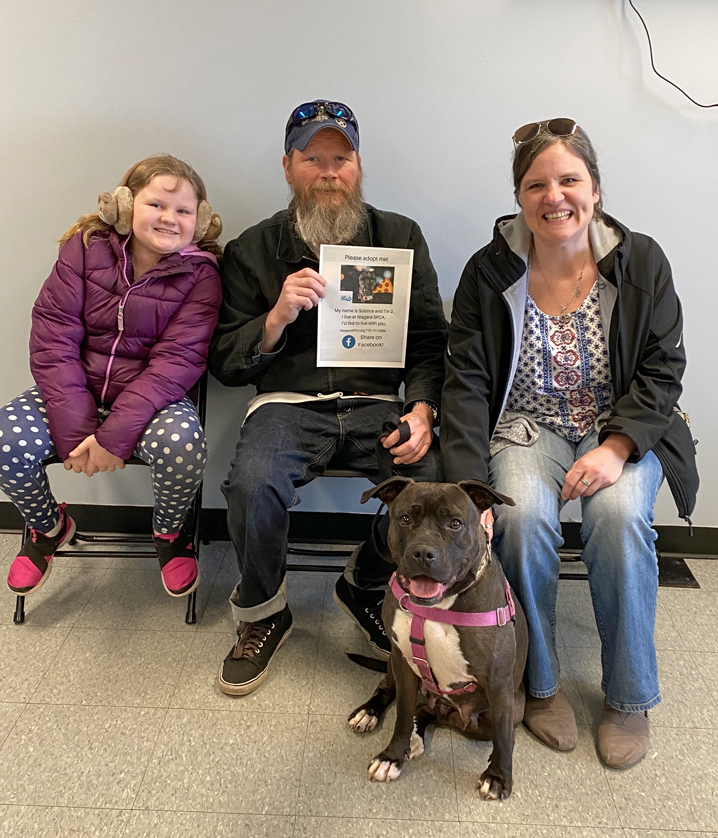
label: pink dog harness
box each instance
[389,571,516,697]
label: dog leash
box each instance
[375,413,411,482]
[388,570,516,697]
[362,413,412,565]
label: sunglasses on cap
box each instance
[290,101,356,126]
[512,118,578,146]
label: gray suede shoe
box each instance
[597,705,650,769]
[523,689,578,751]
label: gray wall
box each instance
[1,0,716,526]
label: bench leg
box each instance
[13,595,26,624]
[185,590,197,624]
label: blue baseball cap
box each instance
[284,101,360,154]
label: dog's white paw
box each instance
[409,726,425,759]
[478,778,499,800]
[477,774,510,801]
[349,709,379,733]
[368,757,403,782]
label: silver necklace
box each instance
[532,248,589,327]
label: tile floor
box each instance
[0,530,717,837]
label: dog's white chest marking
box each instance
[391,608,474,691]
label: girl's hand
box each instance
[562,433,636,500]
[69,435,125,476]
[63,451,90,474]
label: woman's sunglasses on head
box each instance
[512,118,578,146]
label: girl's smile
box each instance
[130,175,198,272]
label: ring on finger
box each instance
[580,477,591,487]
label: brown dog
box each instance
[348,477,528,800]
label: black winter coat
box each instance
[209,205,447,408]
[441,213,698,523]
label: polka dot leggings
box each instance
[0,388,207,535]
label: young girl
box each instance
[3,155,223,599]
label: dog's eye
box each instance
[399,514,412,526]
[448,519,463,530]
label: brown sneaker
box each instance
[218,606,293,696]
[597,705,650,769]
[523,689,578,751]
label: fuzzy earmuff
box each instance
[193,200,212,243]
[97,186,133,235]
[198,210,223,243]
[99,186,222,243]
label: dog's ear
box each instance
[361,476,414,506]
[458,480,515,511]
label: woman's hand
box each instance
[481,508,495,542]
[562,433,636,500]
[68,435,125,477]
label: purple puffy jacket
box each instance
[30,231,222,460]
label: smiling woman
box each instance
[519,144,600,251]
[441,119,698,772]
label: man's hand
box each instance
[561,433,636,501]
[68,435,125,477]
[382,402,434,465]
[262,268,326,352]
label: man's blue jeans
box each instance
[222,399,443,623]
[489,426,663,713]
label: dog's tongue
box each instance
[408,575,447,600]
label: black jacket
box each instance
[441,212,698,523]
[209,205,447,408]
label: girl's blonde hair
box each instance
[59,154,223,257]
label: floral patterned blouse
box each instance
[505,280,614,442]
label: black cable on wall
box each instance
[628,0,717,108]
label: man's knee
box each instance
[222,442,296,510]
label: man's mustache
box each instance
[310,181,350,195]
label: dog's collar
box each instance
[389,568,516,698]
[389,570,516,628]
[451,541,491,600]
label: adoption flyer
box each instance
[316,245,414,368]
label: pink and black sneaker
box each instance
[154,530,199,597]
[7,503,77,595]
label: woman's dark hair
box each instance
[512,124,604,220]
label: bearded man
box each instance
[209,100,447,696]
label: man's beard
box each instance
[290,175,367,255]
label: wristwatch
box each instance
[411,400,439,425]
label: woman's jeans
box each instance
[489,426,663,713]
